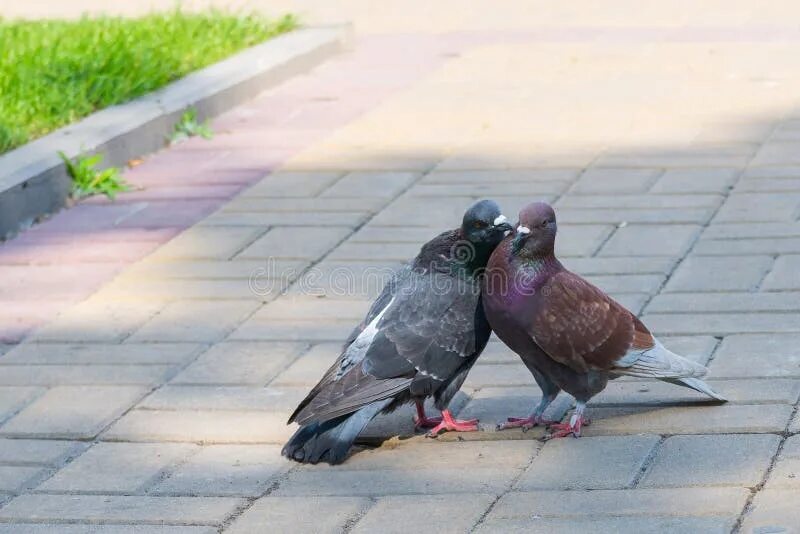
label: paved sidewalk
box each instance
[2,3,800,533]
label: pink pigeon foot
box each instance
[426,409,478,437]
[546,415,589,439]
[496,414,555,432]
[413,401,442,429]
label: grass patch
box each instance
[170,107,214,144]
[59,151,129,200]
[0,10,297,154]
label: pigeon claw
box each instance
[546,416,588,439]
[413,415,443,429]
[496,415,554,432]
[425,410,478,438]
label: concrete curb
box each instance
[0,25,351,240]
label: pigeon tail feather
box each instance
[663,377,728,402]
[282,399,391,465]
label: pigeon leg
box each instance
[496,394,557,431]
[426,409,479,437]
[413,400,442,429]
[547,401,588,439]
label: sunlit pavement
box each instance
[1,2,800,532]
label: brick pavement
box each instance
[2,2,800,532]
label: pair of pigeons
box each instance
[283,200,725,464]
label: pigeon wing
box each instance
[529,271,642,373]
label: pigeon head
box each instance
[512,201,557,258]
[461,199,513,247]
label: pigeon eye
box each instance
[473,221,487,229]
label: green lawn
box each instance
[0,10,297,154]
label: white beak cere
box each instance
[517,225,531,234]
[493,214,508,226]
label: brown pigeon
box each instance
[282,200,512,464]
[482,201,725,438]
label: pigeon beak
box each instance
[512,225,531,254]
[492,215,513,235]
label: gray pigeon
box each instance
[282,200,512,463]
[482,201,725,438]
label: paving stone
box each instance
[0,526,215,534]
[561,256,676,276]
[220,197,387,215]
[0,465,44,493]
[27,298,163,343]
[320,171,418,198]
[614,293,656,316]
[599,224,701,257]
[711,334,800,378]
[274,464,521,497]
[597,379,800,406]
[152,445,289,496]
[761,254,800,291]
[649,168,739,194]
[409,181,567,197]
[792,411,800,434]
[595,151,750,168]
[742,166,800,180]
[0,387,43,425]
[640,434,779,488]
[237,226,352,260]
[664,255,773,292]
[242,171,342,197]
[37,442,196,493]
[569,168,662,193]
[140,385,307,413]
[767,435,800,489]
[422,169,579,184]
[2,343,202,365]
[557,194,721,209]
[230,317,354,342]
[641,313,800,335]
[557,208,714,225]
[713,193,800,222]
[350,225,439,244]
[286,261,401,300]
[146,227,266,261]
[752,142,800,166]
[352,493,494,533]
[580,404,792,436]
[104,278,271,302]
[326,241,421,261]
[226,496,368,534]
[0,494,243,525]
[126,259,308,282]
[201,210,370,228]
[735,177,800,193]
[585,274,665,294]
[0,386,146,439]
[646,293,800,314]
[554,224,614,257]
[172,342,303,385]
[260,342,342,387]
[103,410,293,444]
[693,237,800,255]
[703,222,800,239]
[0,439,80,466]
[486,487,748,519]
[516,435,659,490]
[256,296,369,321]
[0,364,172,386]
[475,516,734,533]
[127,300,259,343]
[741,489,800,533]
[303,440,537,472]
